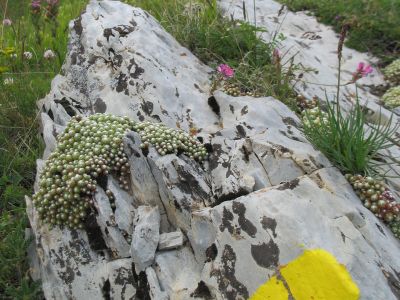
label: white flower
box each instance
[10,53,17,59]
[43,49,55,60]
[4,77,14,85]
[2,19,12,26]
[23,51,33,60]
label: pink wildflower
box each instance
[352,62,373,82]
[2,19,12,26]
[46,0,59,5]
[273,48,281,64]
[31,0,41,13]
[217,64,234,78]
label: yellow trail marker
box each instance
[250,249,360,300]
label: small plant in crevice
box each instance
[33,114,133,229]
[296,94,319,111]
[135,121,208,160]
[346,174,400,239]
[383,58,400,86]
[127,0,299,107]
[302,107,328,128]
[382,86,400,109]
[303,93,399,177]
[32,114,208,229]
[302,23,400,239]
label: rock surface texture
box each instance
[27,1,400,299]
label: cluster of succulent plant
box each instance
[296,94,319,111]
[383,59,400,85]
[223,83,261,98]
[346,174,400,238]
[302,107,328,128]
[382,86,400,108]
[33,114,208,229]
[134,121,208,161]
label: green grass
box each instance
[281,0,400,65]
[303,98,399,177]
[127,0,298,108]
[0,0,87,298]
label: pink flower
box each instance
[273,48,281,58]
[217,64,234,78]
[46,0,59,5]
[31,0,41,13]
[2,19,12,26]
[356,62,373,76]
[352,62,373,82]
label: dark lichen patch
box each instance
[173,199,182,211]
[235,125,247,139]
[73,16,83,36]
[232,201,257,238]
[94,98,107,113]
[102,279,111,300]
[114,266,135,297]
[282,117,297,127]
[277,178,300,191]
[210,244,249,299]
[229,104,235,114]
[173,162,210,203]
[240,105,248,116]
[141,101,154,116]
[116,73,128,94]
[48,108,54,121]
[85,214,108,251]
[341,231,346,243]
[129,58,145,79]
[194,83,204,93]
[219,207,234,235]
[190,281,212,299]
[381,268,400,299]
[208,96,220,117]
[103,28,114,41]
[213,189,250,207]
[205,243,218,262]
[239,144,251,162]
[54,97,77,117]
[261,216,277,238]
[376,223,386,236]
[68,237,92,265]
[132,265,151,300]
[251,240,280,268]
[113,24,136,37]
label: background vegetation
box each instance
[0,0,87,298]
[281,0,400,65]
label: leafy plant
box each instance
[0,0,87,298]
[303,97,399,176]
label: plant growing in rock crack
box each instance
[32,114,207,229]
[303,24,400,178]
[128,0,299,108]
[346,174,400,238]
[302,24,400,238]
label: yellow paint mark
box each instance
[250,249,360,300]
[250,276,288,300]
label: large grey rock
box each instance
[27,0,400,299]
